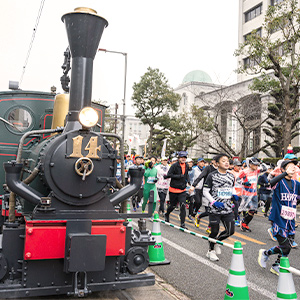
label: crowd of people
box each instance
[118,148,300,276]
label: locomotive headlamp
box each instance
[79,107,99,128]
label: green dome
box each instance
[182,70,213,84]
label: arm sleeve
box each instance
[203,187,215,205]
[269,172,287,187]
[192,167,208,187]
[165,164,182,179]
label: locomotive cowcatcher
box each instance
[0,7,155,298]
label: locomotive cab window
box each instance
[6,107,33,133]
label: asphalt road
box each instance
[146,208,300,300]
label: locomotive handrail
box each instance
[16,127,64,163]
[97,127,125,187]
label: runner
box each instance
[238,157,266,232]
[202,153,235,261]
[164,151,190,229]
[229,159,243,226]
[156,157,170,215]
[190,157,218,233]
[127,155,144,211]
[142,156,158,216]
[258,160,300,275]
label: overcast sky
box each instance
[0,0,239,115]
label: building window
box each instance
[229,137,232,147]
[245,3,262,23]
[244,27,262,42]
[243,56,261,68]
[182,93,188,106]
[271,0,285,5]
[221,109,227,138]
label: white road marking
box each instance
[162,237,277,300]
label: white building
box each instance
[173,1,300,159]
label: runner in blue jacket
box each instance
[258,159,300,276]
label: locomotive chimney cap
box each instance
[62,7,108,27]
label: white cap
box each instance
[161,156,168,161]
[172,157,178,162]
[186,158,193,163]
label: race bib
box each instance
[247,176,257,184]
[147,177,156,184]
[217,187,233,199]
[280,205,296,220]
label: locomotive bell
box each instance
[62,8,108,132]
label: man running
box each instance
[164,151,190,229]
[203,153,235,261]
[258,160,300,275]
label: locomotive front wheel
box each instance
[74,157,94,180]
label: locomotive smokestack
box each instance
[62,7,108,131]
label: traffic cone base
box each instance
[148,213,170,266]
[224,241,249,300]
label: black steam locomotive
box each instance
[0,7,155,298]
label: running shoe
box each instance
[270,264,279,276]
[206,226,211,234]
[261,207,265,213]
[180,223,187,229]
[215,244,221,255]
[142,210,145,213]
[195,216,200,228]
[206,250,219,261]
[178,215,181,221]
[295,223,299,229]
[292,241,298,248]
[188,215,193,223]
[164,214,169,223]
[258,249,269,268]
[240,222,251,232]
[133,207,136,212]
[235,220,240,226]
[137,203,139,208]
[267,228,277,241]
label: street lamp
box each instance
[98,48,127,143]
[98,48,127,189]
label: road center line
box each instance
[162,237,276,300]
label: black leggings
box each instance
[209,213,235,250]
[266,234,293,264]
[158,191,167,213]
[165,192,186,225]
[193,189,203,215]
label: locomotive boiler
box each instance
[0,7,155,298]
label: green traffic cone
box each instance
[126,201,132,227]
[276,257,297,300]
[224,241,249,300]
[148,213,170,266]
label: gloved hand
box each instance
[243,181,251,187]
[148,161,153,168]
[232,194,239,202]
[163,174,168,179]
[180,174,185,178]
[153,178,158,183]
[212,201,224,209]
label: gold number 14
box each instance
[70,135,101,158]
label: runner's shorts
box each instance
[238,195,258,212]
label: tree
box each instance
[196,86,269,159]
[131,67,180,154]
[234,0,300,154]
[149,105,213,157]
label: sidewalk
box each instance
[111,270,191,300]
[81,270,191,300]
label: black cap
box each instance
[281,160,298,169]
